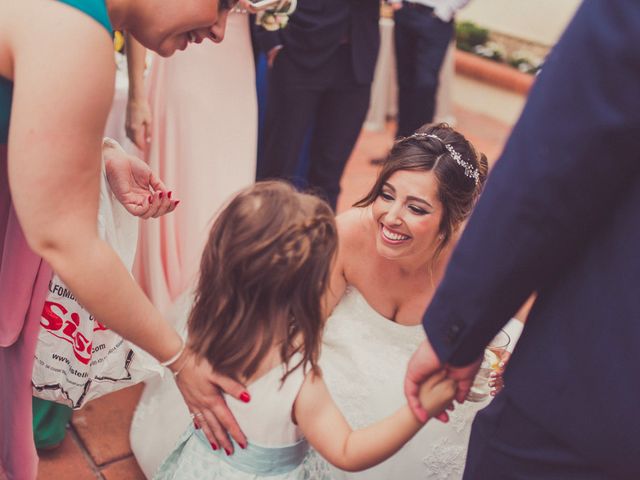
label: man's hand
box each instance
[267,45,282,68]
[404,339,446,423]
[447,355,483,403]
[406,338,485,421]
[103,138,179,218]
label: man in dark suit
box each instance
[403,1,640,477]
[390,0,470,137]
[254,0,380,210]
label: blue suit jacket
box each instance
[423,1,640,476]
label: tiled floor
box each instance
[36,101,514,480]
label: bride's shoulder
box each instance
[335,207,374,249]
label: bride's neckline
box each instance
[346,286,423,330]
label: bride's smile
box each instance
[372,170,443,264]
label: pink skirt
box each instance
[0,145,52,479]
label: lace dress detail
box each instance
[318,287,489,480]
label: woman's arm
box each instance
[8,4,247,453]
[295,371,455,472]
[125,33,152,151]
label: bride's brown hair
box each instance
[188,181,337,382]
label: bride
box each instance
[318,123,490,479]
[130,123,519,478]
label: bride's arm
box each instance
[323,208,369,317]
[294,370,455,471]
[322,215,349,317]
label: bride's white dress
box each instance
[130,288,490,479]
[318,287,489,480]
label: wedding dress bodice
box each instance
[319,287,489,480]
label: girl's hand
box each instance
[174,350,250,455]
[125,97,152,151]
[103,138,179,218]
[489,352,511,396]
[418,370,457,420]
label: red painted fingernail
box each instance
[148,195,153,203]
[159,192,164,199]
[240,392,251,403]
[168,191,172,199]
[210,442,218,451]
[174,200,180,207]
[240,442,247,450]
[224,448,232,456]
[193,420,200,430]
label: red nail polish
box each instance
[148,195,153,203]
[168,191,172,199]
[225,448,232,456]
[240,392,251,403]
[159,192,164,199]
[210,442,218,451]
[239,442,247,450]
[174,200,180,207]
[193,420,200,430]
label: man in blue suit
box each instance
[404,1,640,477]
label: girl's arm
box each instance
[294,370,455,472]
[125,33,152,151]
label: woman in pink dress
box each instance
[125,5,258,314]
[0,1,251,478]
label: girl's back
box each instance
[155,353,323,479]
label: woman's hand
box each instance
[103,138,179,218]
[125,97,153,151]
[174,350,250,455]
[489,351,511,396]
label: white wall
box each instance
[457,0,581,46]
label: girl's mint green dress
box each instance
[154,354,331,479]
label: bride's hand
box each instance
[173,349,250,455]
[489,351,511,396]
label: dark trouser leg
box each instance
[464,393,608,480]
[256,53,322,183]
[306,53,371,210]
[394,8,454,137]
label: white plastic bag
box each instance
[32,167,161,409]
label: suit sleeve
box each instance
[423,0,640,366]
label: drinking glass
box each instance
[467,329,510,402]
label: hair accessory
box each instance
[160,338,186,369]
[409,133,480,186]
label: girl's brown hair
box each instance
[188,180,337,382]
[355,123,489,258]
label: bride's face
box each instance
[371,170,443,263]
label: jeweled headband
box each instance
[407,133,480,186]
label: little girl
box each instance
[155,181,455,479]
